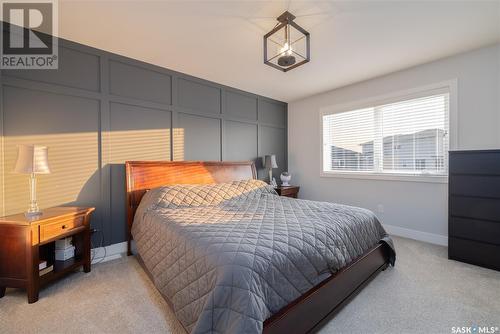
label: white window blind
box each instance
[322,91,449,176]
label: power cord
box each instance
[90,228,107,265]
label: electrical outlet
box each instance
[377,204,384,213]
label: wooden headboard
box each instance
[125,161,257,255]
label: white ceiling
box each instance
[55,0,500,102]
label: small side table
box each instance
[0,206,94,303]
[275,186,300,198]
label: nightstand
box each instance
[0,206,94,303]
[275,186,300,198]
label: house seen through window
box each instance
[322,91,449,176]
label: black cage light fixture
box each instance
[264,11,310,72]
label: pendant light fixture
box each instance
[264,11,310,72]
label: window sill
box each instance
[320,171,448,183]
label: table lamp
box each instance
[14,145,51,217]
[264,154,278,185]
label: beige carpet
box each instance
[1,236,499,334]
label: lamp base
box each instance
[25,210,43,218]
[26,173,42,218]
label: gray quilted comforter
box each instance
[132,180,395,334]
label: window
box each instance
[322,90,450,179]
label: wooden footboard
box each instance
[263,242,391,334]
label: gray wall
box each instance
[0,35,287,246]
[288,44,499,245]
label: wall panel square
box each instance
[109,60,172,104]
[176,113,221,161]
[259,126,286,180]
[178,78,221,114]
[226,91,257,121]
[258,100,286,126]
[3,46,100,92]
[224,121,257,161]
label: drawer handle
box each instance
[61,225,67,230]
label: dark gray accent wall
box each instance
[0,33,287,246]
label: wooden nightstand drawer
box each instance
[39,216,84,243]
[280,188,295,196]
[275,186,300,198]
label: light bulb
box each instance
[279,42,293,56]
[279,43,288,55]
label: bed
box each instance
[125,161,395,334]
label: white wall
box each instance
[288,44,500,245]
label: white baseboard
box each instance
[383,223,448,246]
[91,241,127,264]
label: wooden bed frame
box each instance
[125,160,391,334]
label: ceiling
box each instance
[53,1,500,102]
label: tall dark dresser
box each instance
[449,150,500,271]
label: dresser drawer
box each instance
[450,196,500,221]
[449,237,500,271]
[449,151,500,175]
[449,175,500,198]
[449,217,500,245]
[39,216,84,242]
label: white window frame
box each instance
[319,80,457,183]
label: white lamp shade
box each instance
[264,154,278,169]
[14,145,51,174]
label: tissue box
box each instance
[55,246,75,261]
[55,237,73,250]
